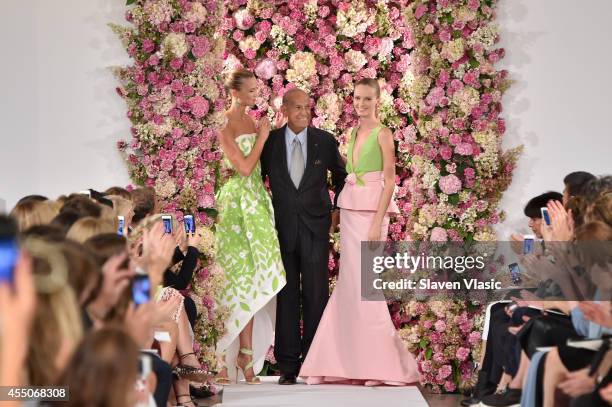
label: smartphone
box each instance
[138,353,153,378]
[162,215,173,234]
[508,262,521,285]
[541,207,551,226]
[183,215,195,235]
[0,239,18,284]
[523,234,535,254]
[132,273,151,306]
[117,216,126,236]
[79,189,91,198]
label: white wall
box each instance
[1,0,610,230]
[496,0,612,237]
[1,0,131,210]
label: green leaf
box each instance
[425,348,433,360]
[419,338,429,349]
[203,208,218,219]
[126,0,136,5]
[272,276,279,291]
[448,193,460,205]
[469,57,480,69]
[240,302,251,312]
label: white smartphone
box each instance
[540,207,551,226]
[79,189,91,198]
[523,234,535,254]
[117,215,126,236]
[161,215,173,234]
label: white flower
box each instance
[162,32,188,58]
[344,49,367,72]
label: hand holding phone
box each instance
[132,273,151,306]
[183,215,196,235]
[540,207,551,226]
[0,239,19,284]
[162,215,173,234]
[522,235,535,254]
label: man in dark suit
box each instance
[260,88,347,385]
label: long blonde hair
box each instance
[24,238,84,385]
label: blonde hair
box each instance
[225,68,255,91]
[66,216,116,243]
[10,200,58,231]
[355,78,381,97]
[23,238,84,385]
[106,195,134,219]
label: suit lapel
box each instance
[274,125,296,189]
[298,127,319,190]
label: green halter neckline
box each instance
[347,125,384,185]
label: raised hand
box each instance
[142,221,175,286]
[258,116,271,142]
[0,253,36,386]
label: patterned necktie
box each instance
[290,137,304,188]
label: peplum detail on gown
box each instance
[337,171,399,215]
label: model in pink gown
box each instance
[299,126,419,386]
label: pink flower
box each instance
[468,331,481,345]
[189,96,209,118]
[420,360,433,373]
[439,174,462,195]
[142,39,155,53]
[430,227,448,242]
[440,145,453,160]
[254,58,277,80]
[437,364,452,380]
[456,347,470,361]
[468,0,481,11]
[434,319,447,332]
[170,57,183,70]
[415,4,428,19]
[444,380,457,392]
[463,167,476,179]
[454,143,473,156]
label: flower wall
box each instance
[222,0,520,392]
[110,0,229,374]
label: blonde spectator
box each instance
[66,217,116,244]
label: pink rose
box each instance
[189,96,209,118]
[434,319,447,332]
[430,227,448,242]
[456,347,470,361]
[142,39,155,53]
[255,58,277,80]
[444,380,457,392]
[439,174,462,195]
[454,143,473,156]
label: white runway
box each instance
[215,376,428,406]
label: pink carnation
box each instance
[437,364,452,380]
[439,174,462,195]
[454,143,473,156]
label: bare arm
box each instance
[368,127,395,241]
[220,118,270,177]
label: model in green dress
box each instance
[214,69,286,385]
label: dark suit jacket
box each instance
[261,125,347,252]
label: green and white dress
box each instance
[215,133,286,378]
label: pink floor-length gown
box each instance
[299,170,419,385]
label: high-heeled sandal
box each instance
[213,352,232,386]
[235,348,261,385]
[173,352,213,383]
[176,394,198,407]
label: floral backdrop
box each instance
[110,0,230,377]
[113,0,521,393]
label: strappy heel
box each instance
[213,351,232,386]
[172,352,213,383]
[235,348,261,385]
[176,393,198,407]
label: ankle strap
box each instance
[180,352,196,359]
[239,348,253,355]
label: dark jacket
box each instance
[261,125,347,252]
